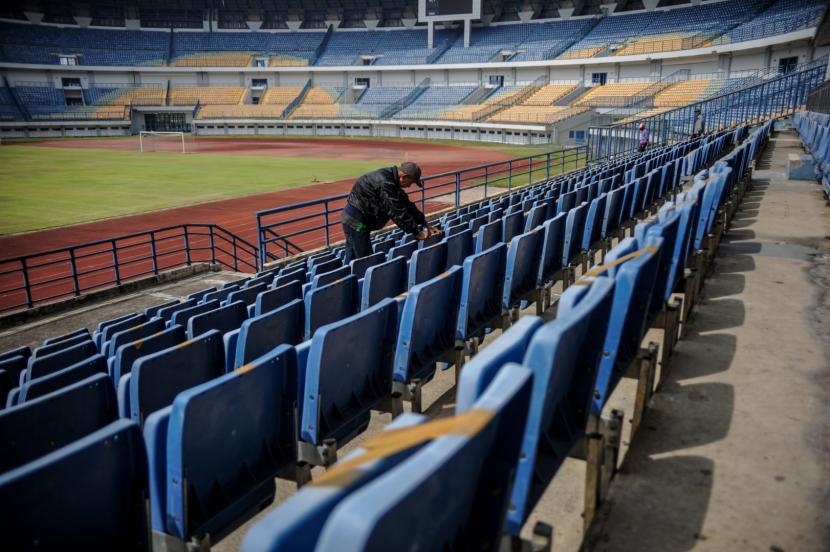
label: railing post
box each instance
[111,241,121,286]
[455,173,461,208]
[508,162,513,191]
[184,226,192,266]
[257,215,266,270]
[528,157,533,185]
[324,200,331,248]
[69,248,80,296]
[420,181,425,212]
[21,258,33,309]
[484,165,489,198]
[208,226,216,266]
[233,235,239,272]
[149,231,159,275]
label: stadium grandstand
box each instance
[1,0,829,551]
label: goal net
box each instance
[139,131,188,153]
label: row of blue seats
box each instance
[793,111,830,198]
[0,123,766,549]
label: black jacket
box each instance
[345,166,426,234]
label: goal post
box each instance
[139,131,187,153]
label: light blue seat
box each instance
[156,298,197,322]
[25,340,99,382]
[185,288,216,304]
[0,372,117,473]
[387,240,417,262]
[169,299,220,330]
[110,325,186,383]
[392,267,462,410]
[273,266,306,288]
[536,213,567,291]
[350,251,385,279]
[582,193,607,251]
[444,229,473,269]
[502,211,525,243]
[562,202,588,266]
[202,285,240,305]
[304,275,358,339]
[225,282,268,307]
[456,244,506,345]
[254,280,302,317]
[408,241,448,288]
[187,300,248,339]
[523,203,547,233]
[312,362,533,552]
[474,219,502,253]
[32,333,92,359]
[502,227,543,313]
[144,345,298,544]
[42,329,88,347]
[104,318,166,359]
[0,419,150,551]
[361,256,407,310]
[300,297,399,455]
[227,299,304,369]
[506,276,615,534]
[130,330,225,426]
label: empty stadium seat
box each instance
[361,256,407,310]
[226,299,305,369]
[187,300,248,338]
[456,243,507,348]
[25,340,99,382]
[304,275,358,339]
[104,318,166,358]
[254,280,303,316]
[408,241,448,288]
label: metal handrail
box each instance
[256,146,590,265]
[0,223,258,314]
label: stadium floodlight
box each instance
[139,131,187,153]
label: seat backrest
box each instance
[350,251,385,280]
[111,325,186,382]
[311,265,351,290]
[305,275,358,339]
[361,256,407,310]
[475,219,502,254]
[582,193,607,250]
[469,214,489,235]
[537,213,566,285]
[387,240,417,262]
[456,243,506,341]
[255,280,302,316]
[408,241,448,288]
[26,340,99,381]
[372,238,396,255]
[99,314,146,347]
[42,329,87,348]
[502,211,525,243]
[456,316,543,412]
[502,227,543,310]
[240,413,429,552]
[156,298,197,322]
[309,258,342,280]
[393,267,462,386]
[273,267,306,288]
[0,419,150,550]
[185,288,216,304]
[591,238,661,415]
[130,330,225,425]
[170,299,220,329]
[603,186,624,237]
[314,362,533,552]
[95,312,138,335]
[301,297,398,446]
[226,282,268,307]
[0,373,117,473]
[233,299,304,369]
[19,354,108,405]
[523,203,547,233]
[32,334,91,359]
[557,190,576,215]
[0,355,27,394]
[562,201,588,265]
[106,318,166,359]
[444,229,473,269]
[187,300,248,339]
[157,345,298,541]
[506,276,615,534]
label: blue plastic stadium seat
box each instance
[187,300,248,339]
[241,412,429,551]
[0,373,117,473]
[144,345,298,544]
[408,241,447,288]
[475,219,502,253]
[25,339,98,382]
[591,237,661,415]
[95,313,147,350]
[603,187,625,238]
[225,282,268,307]
[372,238,395,255]
[392,267,462,406]
[537,213,567,292]
[582,193,608,251]
[444,229,473,269]
[502,211,525,243]
[104,318,166,358]
[311,362,533,552]
[309,265,351,291]
[254,280,302,317]
[0,419,150,550]
[524,203,547,233]
[309,258,342,280]
[502,227,544,312]
[228,299,305,369]
[506,276,615,534]
[157,298,197,322]
[202,285,240,305]
[169,299,220,330]
[300,297,398,451]
[387,240,417,262]
[17,354,108,405]
[130,330,225,425]
[111,325,186,383]
[42,328,88,347]
[349,252,385,280]
[456,243,507,344]
[31,333,91,359]
[274,267,306,288]
[361,256,407,310]
[304,275,358,339]
[145,299,181,319]
[562,201,589,266]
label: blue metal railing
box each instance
[0,224,258,314]
[256,145,590,266]
[588,57,828,159]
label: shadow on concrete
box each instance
[693,298,745,331]
[711,253,756,274]
[704,272,746,298]
[725,228,756,242]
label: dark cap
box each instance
[400,161,422,187]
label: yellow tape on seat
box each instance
[573,246,658,286]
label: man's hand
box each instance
[427,225,443,237]
[416,229,430,240]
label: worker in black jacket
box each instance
[341,161,442,263]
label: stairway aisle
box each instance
[584,128,830,551]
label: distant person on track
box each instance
[638,123,650,152]
[692,108,705,138]
[341,161,442,263]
